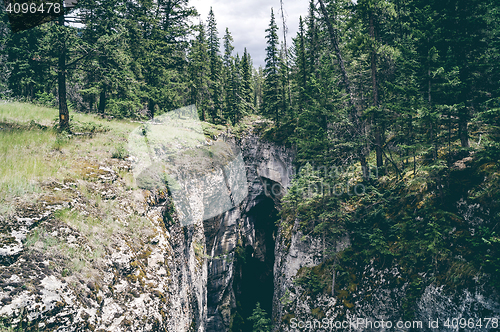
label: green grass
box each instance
[0,101,59,126]
[0,127,61,199]
[0,102,140,204]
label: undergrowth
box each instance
[281,146,500,318]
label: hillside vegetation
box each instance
[0,101,136,204]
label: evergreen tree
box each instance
[222,27,235,122]
[356,0,397,169]
[252,66,264,111]
[206,7,223,122]
[230,53,243,124]
[279,46,290,119]
[188,22,210,121]
[293,16,307,113]
[77,0,140,117]
[3,26,50,100]
[207,8,219,73]
[248,302,272,332]
[223,27,234,69]
[262,8,282,124]
[241,48,254,114]
[305,0,319,79]
[0,10,9,99]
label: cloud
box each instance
[190,0,310,67]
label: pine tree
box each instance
[77,0,141,118]
[188,22,210,121]
[248,302,272,332]
[206,7,223,122]
[293,16,307,112]
[0,8,10,99]
[356,0,392,169]
[223,27,234,69]
[241,48,254,114]
[262,8,282,124]
[306,0,319,79]
[252,66,264,111]
[231,53,244,124]
[279,46,290,119]
[222,27,235,122]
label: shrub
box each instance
[111,144,129,160]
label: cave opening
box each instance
[232,194,278,332]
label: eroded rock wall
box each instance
[204,131,294,331]
[272,204,500,332]
[0,161,208,331]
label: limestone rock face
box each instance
[204,131,294,332]
[0,161,208,331]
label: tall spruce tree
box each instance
[241,48,254,114]
[293,16,308,113]
[222,27,235,122]
[188,22,210,121]
[252,66,264,111]
[206,7,223,122]
[306,0,319,80]
[262,8,282,124]
[231,53,244,123]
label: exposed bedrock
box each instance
[204,133,294,332]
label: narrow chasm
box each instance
[232,195,278,332]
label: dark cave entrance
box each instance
[232,194,278,332]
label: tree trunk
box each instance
[98,85,106,114]
[459,107,469,147]
[448,107,452,165]
[317,0,354,109]
[148,98,155,119]
[332,268,335,297]
[428,58,437,160]
[369,12,383,170]
[280,0,292,108]
[58,15,69,130]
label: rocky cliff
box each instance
[272,181,500,331]
[204,131,294,331]
[0,160,208,331]
[0,120,294,331]
[273,227,500,331]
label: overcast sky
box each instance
[189,0,310,68]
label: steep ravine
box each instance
[203,132,293,332]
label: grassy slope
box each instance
[0,102,138,208]
[0,102,149,290]
[0,101,241,275]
